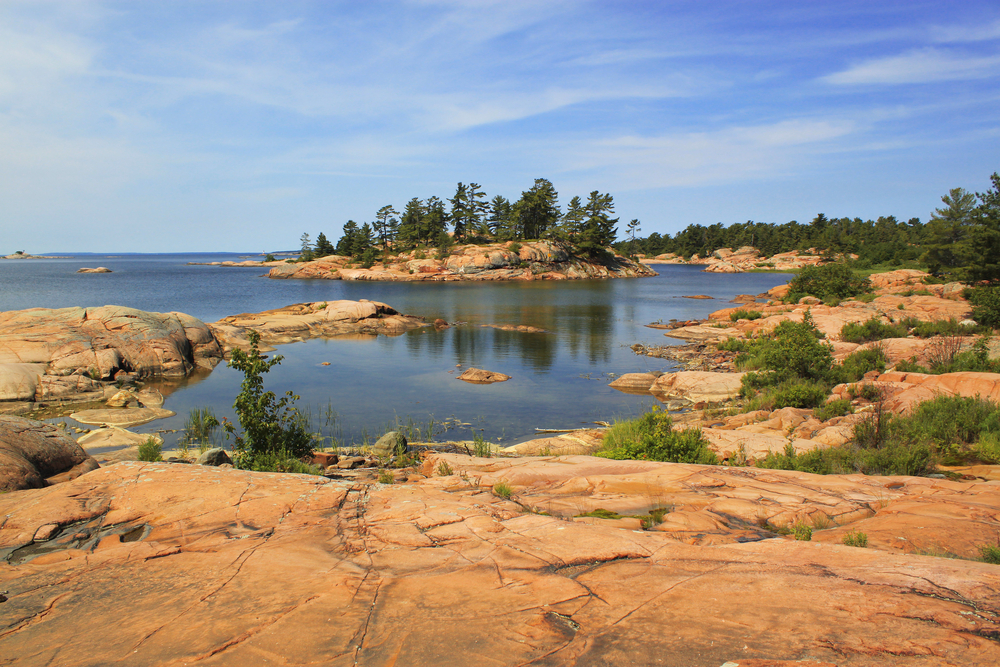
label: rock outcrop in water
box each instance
[0,458,997,665]
[209,299,428,351]
[0,306,223,411]
[0,414,98,491]
[267,241,656,282]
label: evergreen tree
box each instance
[560,195,586,242]
[467,183,489,236]
[449,183,470,240]
[424,196,448,245]
[314,232,335,257]
[922,188,977,274]
[299,232,314,261]
[374,205,400,250]
[396,198,425,248]
[967,173,1000,284]
[514,178,560,239]
[487,195,513,239]
[576,191,618,258]
[335,221,359,256]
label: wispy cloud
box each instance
[824,47,1000,85]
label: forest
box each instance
[299,171,1000,283]
[300,178,626,266]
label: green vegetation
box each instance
[786,263,872,302]
[842,531,869,548]
[814,399,853,421]
[137,437,162,462]
[968,285,1000,329]
[180,408,220,454]
[492,480,513,499]
[597,408,718,464]
[377,469,395,485]
[472,432,492,458]
[792,523,813,541]
[264,253,276,262]
[223,329,313,470]
[840,317,908,344]
[575,506,671,529]
[980,543,1000,565]
[894,334,1000,375]
[437,460,454,476]
[729,309,763,321]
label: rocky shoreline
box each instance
[267,240,656,281]
[2,268,1000,664]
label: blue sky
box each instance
[2,1,999,253]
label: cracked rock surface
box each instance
[1,458,998,666]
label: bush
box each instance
[767,379,830,409]
[472,432,492,458]
[244,450,322,475]
[787,263,872,302]
[814,399,853,421]
[508,242,522,254]
[980,544,1000,565]
[968,285,1000,329]
[180,407,220,454]
[264,253,276,262]
[837,346,888,383]
[729,309,763,322]
[137,437,162,462]
[793,523,812,541]
[437,460,454,476]
[736,313,834,389]
[843,531,868,548]
[598,408,718,464]
[840,317,907,344]
[223,329,313,469]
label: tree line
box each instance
[297,178,633,264]
[615,170,1000,282]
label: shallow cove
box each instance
[1,254,791,446]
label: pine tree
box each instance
[514,178,560,240]
[450,183,470,240]
[922,188,977,275]
[299,232,314,262]
[487,195,513,240]
[967,173,1000,284]
[576,191,618,258]
[314,232,335,257]
[397,198,424,249]
[374,205,400,250]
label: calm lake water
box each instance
[0,254,792,447]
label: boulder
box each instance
[0,415,99,491]
[457,368,511,384]
[106,389,138,408]
[372,431,408,458]
[650,371,746,404]
[195,447,232,466]
[607,372,659,394]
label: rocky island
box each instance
[268,240,656,281]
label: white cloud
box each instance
[824,47,1000,85]
[931,19,1000,43]
[559,119,857,189]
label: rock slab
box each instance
[0,460,998,666]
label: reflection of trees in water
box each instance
[404,327,446,359]
[491,328,555,372]
[562,304,614,365]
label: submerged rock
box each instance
[457,368,511,384]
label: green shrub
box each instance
[787,263,872,302]
[736,313,834,390]
[244,450,322,475]
[767,379,830,409]
[224,329,313,469]
[437,460,454,476]
[472,432,492,458]
[508,242,522,254]
[377,469,395,484]
[493,480,513,499]
[814,399,853,421]
[264,253,276,262]
[840,317,907,344]
[792,523,813,541]
[980,543,1000,565]
[838,346,889,383]
[598,408,718,464]
[895,357,929,373]
[137,437,162,462]
[847,382,883,401]
[968,285,1000,329]
[843,530,868,548]
[976,432,1000,463]
[729,309,763,322]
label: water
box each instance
[1,254,792,446]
